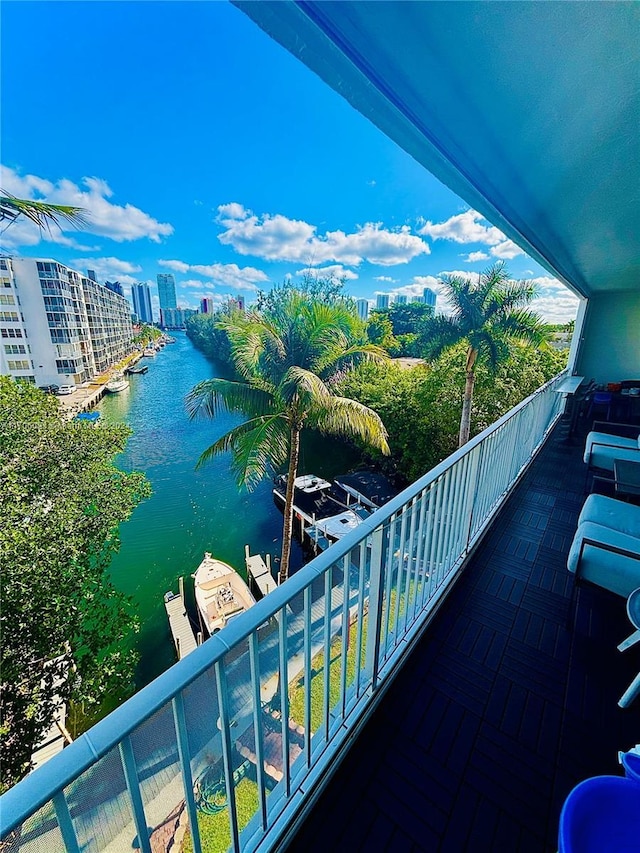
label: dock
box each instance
[164,577,198,659]
[245,546,277,599]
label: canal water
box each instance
[99,332,359,689]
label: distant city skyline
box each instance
[0,2,579,324]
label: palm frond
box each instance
[280,366,332,407]
[421,315,464,360]
[312,396,390,455]
[0,191,89,232]
[196,414,289,489]
[320,343,389,378]
[493,309,549,345]
[186,378,276,420]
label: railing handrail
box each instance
[0,367,568,834]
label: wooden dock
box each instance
[164,578,198,659]
[245,546,277,599]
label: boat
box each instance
[105,373,129,394]
[142,347,157,357]
[126,364,148,375]
[333,471,398,510]
[273,473,372,549]
[192,553,256,635]
[306,509,366,549]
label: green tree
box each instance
[366,312,401,354]
[254,272,355,313]
[133,324,161,346]
[422,263,547,447]
[339,343,567,484]
[186,293,390,584]
[0,379,151,787]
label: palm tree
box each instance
[186,293,390,584]
[0,190,87,234]
[423,263,547,448]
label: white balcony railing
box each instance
[0,370,568,853]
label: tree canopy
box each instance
[0,379,150,787]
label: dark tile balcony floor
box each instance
[288,425,640,852]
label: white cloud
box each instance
[181,279,211,289]
[295,264,358,281]
[462,251,490,263]
[70,256,143,287]
[1,164,173,246]
[531,295,579,324]
[374,275,396,282]
[216,203,430,266]
[158,259,190,273]
[217,202,249,220]
[419,210,505,246]
[190,262,267,290]
[154,257,268,291]
[490,239,524,260]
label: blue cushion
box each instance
[578,495,640,539]
[567,521,640,597]
[584,432,638,465]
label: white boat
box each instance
[307,509,365,544]
[142,347,157,357]
[105,373,129,394]
[193,553,256,635]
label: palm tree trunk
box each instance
[279,424,301,585]
[458,348,477,447]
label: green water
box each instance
[99,333,358,688]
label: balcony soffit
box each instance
[235,1,640,300]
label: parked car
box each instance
[38,384,60,394]
[55,384,76,396]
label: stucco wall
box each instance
[576,292,640,383]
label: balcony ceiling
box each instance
[235,1,639,299]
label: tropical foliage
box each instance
[339,343,567,483]
[0,189,87,234]
[421,263,548,446]
[366,301,434,356]
[186,293,389,583]
[0,379,150,787]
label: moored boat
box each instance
[105,373,129,393]
[126,365,149,375]
[192,553,256,635]
[142,347,157,357]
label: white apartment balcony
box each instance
[1,3,638,852]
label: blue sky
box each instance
[1,1,579,323]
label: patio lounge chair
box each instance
[583,421,640,473]
[567,496,640,597]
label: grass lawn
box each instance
[288,586,414,733]
[288,616,366,733]
[181,777,259,853]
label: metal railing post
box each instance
[364,526,385,692]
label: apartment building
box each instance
[0,257,133,387]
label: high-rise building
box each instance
[132,283,153,324]
[160,307,196,329]
[423,287,437,309]
[157,273,177,310]
[376,293,390,310]
[356,298,370,321]
[0,257,133,386]
[87,269,97,282]
[395,294,407,305]
[200,297,214,314]
[105,280,124,297]
[236,295,245,311]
